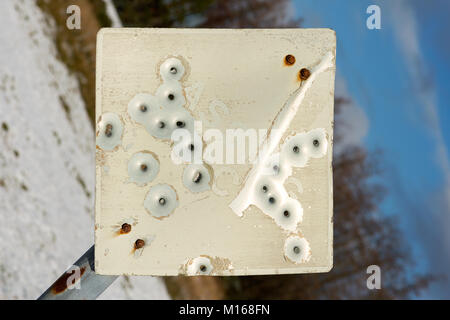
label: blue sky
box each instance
[292,0,450,298]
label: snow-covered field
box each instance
[0,0,169,300]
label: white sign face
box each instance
[95,28,336,276]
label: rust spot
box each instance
[284,54,295,66]
[135,239,145,249]
[299,68,311,80]
[51,267,86,294]
[120,223,132,234]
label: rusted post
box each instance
[38,245,118,300]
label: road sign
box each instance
[95,28,336,276]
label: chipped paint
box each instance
[182,255,233,276]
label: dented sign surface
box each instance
[95,28,336,276]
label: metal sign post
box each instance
[38,246,117,300]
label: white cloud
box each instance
[386,0,450,297]
[388,0,450,208]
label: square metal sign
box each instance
[95,28,336,276]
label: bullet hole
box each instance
[170,67,177,74]
[135,239,145,249]
[176,121,185,128]
[199,264,207,272]
[262,185,268,193]
[193,172,202,184]
[188,144,195,151]
[293,246,300,254]
[105,124,113,137]
[96,113,123,151]
[182,164,211,193]
[293,145,300,154]
[273,165,280,173]
[313,139,320,147]
[283,210,290,217]
[269,197,276,204]
[285,54,295,65]
[140,104,148,112]
[128,152,160,185]
[299,68,311,80]
[168,93,175,101]
[121,223,131,234]
[158,121,165,129]
[1,122,8,132]
[145,184,178,218]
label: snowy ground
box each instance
[0,0,169,300]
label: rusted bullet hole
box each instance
[105,124,113,137]
[262,185,268,193]
[285,54,296,65]
[188,144,195,151]
[158,121,165,129]
[293,246,300,254]
[170,67,177,74]
[168,93,175,101]
[176,121,185,128]
[299,68,311,80]
[283,210,290,217]
[140,104,148,112]
[135,239,145,249]
[193,172,202,184]
[313,139,320,147]
[269,197,276,204]
[159,197,166,205]
[121,223,131,234]
[293,145,300,154]
[199,264,207,272]
[140,163,148,172]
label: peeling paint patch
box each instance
[182,255,233,276]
